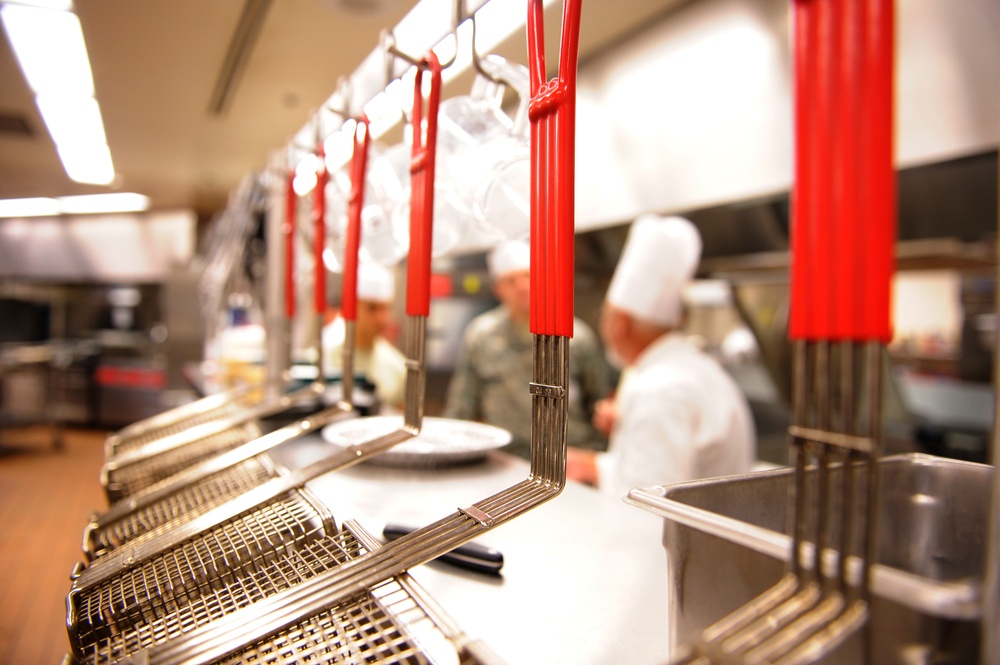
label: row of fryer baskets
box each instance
[64,319,550,665]
[63,2,585,664]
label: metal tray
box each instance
[626,453,991,664]
[322,416,511,467]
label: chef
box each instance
[323,262,407,411]
[566,214,755,498]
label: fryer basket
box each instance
[101,420,264,503]
[71,521,500,665]
[104,383,263,459]
[83,402,357,561]
[69,486,338,659]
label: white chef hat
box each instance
[357,262,395,302]
[606,214,702,327]
[487,239,531,280]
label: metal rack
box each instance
[66,1,581,663]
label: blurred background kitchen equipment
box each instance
[96,152,357,504]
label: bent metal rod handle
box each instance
[342,115,370,323]
[527,0,581,339]
[406,52,442,318]
[284,169,296,321]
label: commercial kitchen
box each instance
[0,0,997,663]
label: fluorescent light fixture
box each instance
[35,94,108,146]
[59,192,149,214]
[57,142,115,185]
[0,193,149,218]
[0,4,94,95]
[0,197,62,218]
[6,0,74,10]
[1,2,116,185]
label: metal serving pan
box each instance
[626,453,992,664]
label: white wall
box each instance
[574,0,1000,230]
[0,210,196,282]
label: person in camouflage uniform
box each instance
[444,240,610,459]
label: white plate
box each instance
[321,416,512,467]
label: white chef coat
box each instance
[596,332,755,499]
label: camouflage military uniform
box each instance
[443,306,610,459]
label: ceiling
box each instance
[0,0,682,220]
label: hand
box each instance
[566,446,599,487]
[592,397,618,436]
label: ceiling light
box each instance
[0,193,149,218]
[35,94,108,146]
[0,197,61,218]
[59,192,149,214]
[0,4,93,95]
[0,2,116,185]
[57,142,115,185]
[4,0,74,10]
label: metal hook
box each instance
[383,0,461,82]
[325,75,352,118]
[469,8,503,85]
[382,29,423,80]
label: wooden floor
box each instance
[0,426,108,665]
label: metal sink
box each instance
[627,453,992,664]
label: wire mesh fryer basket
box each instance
[68,485,338,659]
[104,386,261,460]
[101,420,264,503]
[85,453,281,559]
[70,521,500,665]
[83,397,360,562]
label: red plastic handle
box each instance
[790,0,835,341]
[789,0,894,342]
[406,52,442,317]
[859,0,895,343]
[789,0,816,340]
[526,0,581,338]
[284,168,296,320]
[313,146,328,315]
[342,116,370,322]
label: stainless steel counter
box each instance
[269,434,669,665]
